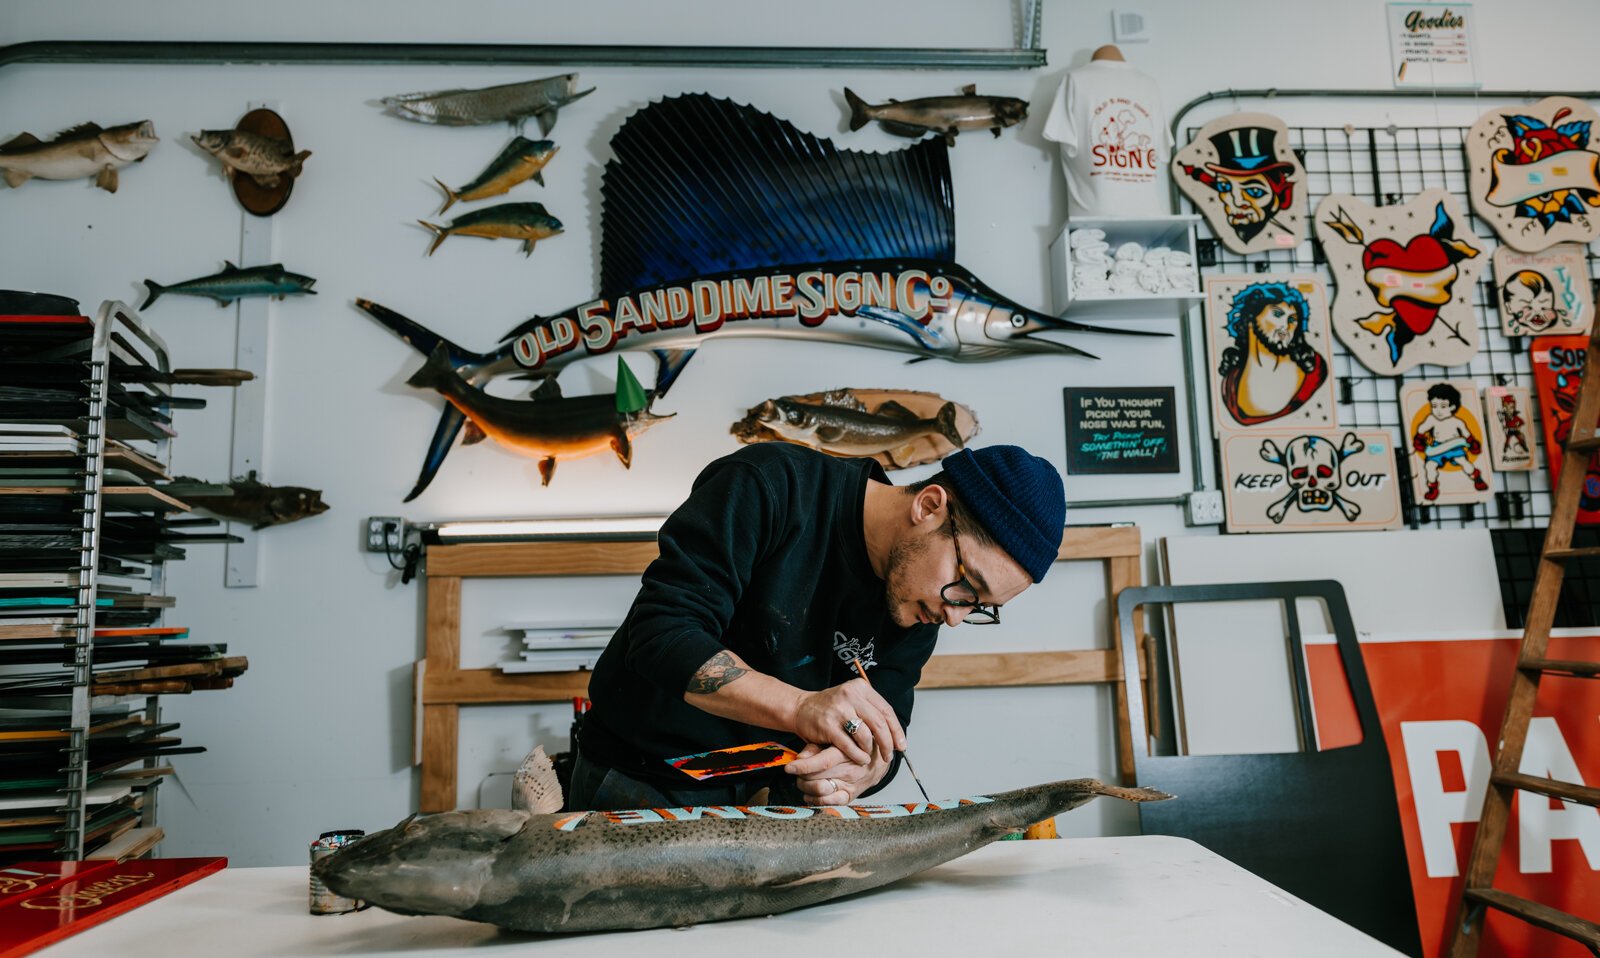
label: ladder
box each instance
[1446,322,1600,957]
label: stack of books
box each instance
[499,622,616,673]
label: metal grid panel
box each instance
[1186,123,1600,531]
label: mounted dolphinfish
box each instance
[315,747,1172,933]
[354,94,1167,500]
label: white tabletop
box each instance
[37,836,1403,957]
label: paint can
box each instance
[309,829,367,915]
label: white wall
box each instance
[3,0,1596,864]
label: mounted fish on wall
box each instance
[0,121,158,193]
[731,388,978,470]
[162,473,328,530]
[1466,96,1600,252]
[1492,244,1594,337]
[1314,189,1486,375]
[354,94,1161,500]
[378,73,594,135]
[434,137,558,213]
[192,108,309,216]
[1220,429,1401,533]
[142,262,316,309]
[1400,379,1493,506]
[417,202,563,257]
[1481,384,1535,472]
[1203,275,1335,434]
[842,85,1028,145]
[1172,113,1306,254]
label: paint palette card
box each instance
[1467,96,1600,252]
[1530,335,1600,524]
[1314,189,1487,375]
[1221,429,1401,533]
[1172,113,1307,254]
[667,741,798,780]
[1204,275,1335,434]
[1400,379,1494,506]
[1493,245,1594,337]
[1481,384,1536,472]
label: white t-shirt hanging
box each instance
[1042,60,1171,217]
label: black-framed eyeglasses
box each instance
[941,529,1001,625]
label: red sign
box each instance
[1308,633,1600,958]
[1530,335,1600,523]
[0,857,225,958]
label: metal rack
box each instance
[1182,121,1600,532]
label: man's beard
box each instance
[1252,315,1300,357]
[882,532,936,627]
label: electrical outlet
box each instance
[1185,491,1225,527]
[365,516,405,553]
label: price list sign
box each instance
[1388,3,1479,88]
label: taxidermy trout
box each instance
[315,747,1172,933]
[191,129,311,188]
[380,73,594,135]
[141,262,317,309]
[844,86,1028,144]
[0,120,158,192]
[355,95,1164,501]
[405,343,671,485]
[750,395,965,458]
[418,202,563,256]
[435,137,557,213]
[164,472,328,529]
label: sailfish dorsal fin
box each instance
[598,94,955,294]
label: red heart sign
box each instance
[1361,234,1453,336]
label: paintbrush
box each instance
[850,656,932,802]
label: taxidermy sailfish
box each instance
[355,94,1165,500]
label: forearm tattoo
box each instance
[686,651,748,695]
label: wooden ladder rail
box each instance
[415,525,1150,813]
[1446,323,1600,958]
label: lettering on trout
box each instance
[553,796,995,831]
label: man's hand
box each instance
[786,743,891,805]
[792,678,904,766]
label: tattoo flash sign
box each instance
[1221,430,1401,533]
[1314,190,1486,375]
[1204,275,1335,433]
[1492,245,1594,338]
[1401,379,1493,506]
[1172,113,1307,254]
[1466,96,1600,252]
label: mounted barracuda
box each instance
[354,94,1166,500]
[315,746,1173,933]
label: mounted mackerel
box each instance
[315,747,1172,933]
[141,262,317,309]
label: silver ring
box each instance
[843,719,861,735]
[824,778,836,794]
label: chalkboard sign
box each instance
[1063,387,1180,474]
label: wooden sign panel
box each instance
[1481,383,1535,472]
[1221,429,1402,533]
[1467,96,1600,252]
[1062,386,1180,474]
[1172,113,1307,254]
[1530,335,1600,524]
[1400,379,1494,505]
[1204,274,1336,434]
[1314,189,1487,375]
[1492,244,1594,337]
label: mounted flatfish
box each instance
[379,73,594,135]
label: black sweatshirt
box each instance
[581,443,938,789]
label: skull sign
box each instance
[1259,432,1366,523]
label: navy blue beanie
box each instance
[942,445,1065,582]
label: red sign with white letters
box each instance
[1307,633,1600,958]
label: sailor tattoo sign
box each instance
[1467,96,1600,252]
[1173,113,1307,254]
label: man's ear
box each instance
[910,484,948,526]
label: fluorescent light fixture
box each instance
[427,515,666,542]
